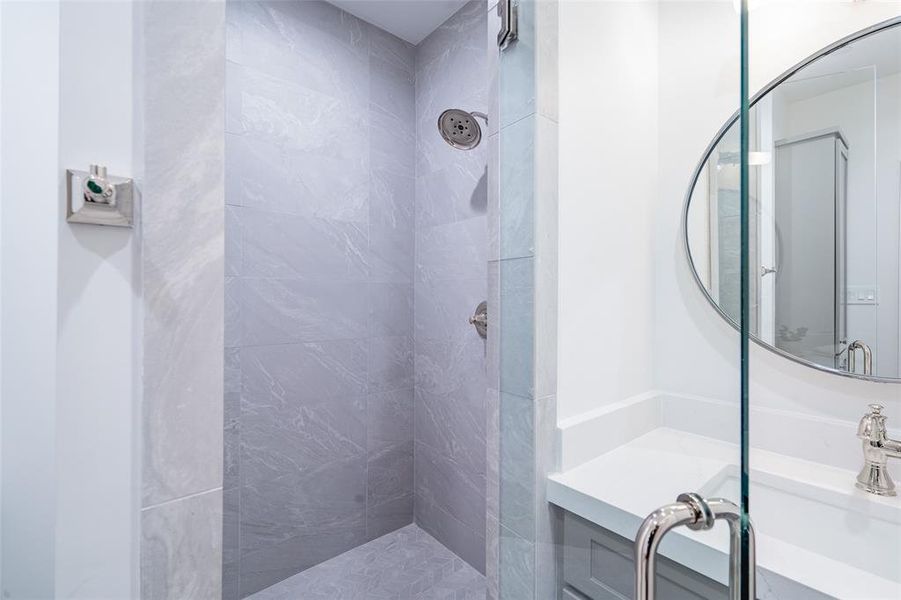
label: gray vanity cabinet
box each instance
[560,511,834,600]
[562,512,728,600]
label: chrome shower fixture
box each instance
[437,109,488,150]
[83,164,117,206]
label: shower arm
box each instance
[470,111,488,124]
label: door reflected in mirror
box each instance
[685,19,901,380]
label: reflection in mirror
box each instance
[686,20,901,380]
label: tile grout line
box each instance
[142,486,223,512]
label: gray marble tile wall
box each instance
[224,1,416,597]
[224,1,492,596]
[412,0,489,576]
[139,1,226,599]
[487,1,561,599]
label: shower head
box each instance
[437,109,488,150]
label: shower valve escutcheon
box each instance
[856,404,901,496]
[469,301,487,339]
[66,164,135,227]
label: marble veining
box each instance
[226,0,490,596]
[225,1,418,596]
[499,393,535,541]
[413,2,489,575]
[246,524,486,600]
[141,489,224,600]
[140,1,226,598]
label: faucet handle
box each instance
[858,404,887,441]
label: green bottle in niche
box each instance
[83,164,116,206]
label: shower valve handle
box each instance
[469,301,488,339]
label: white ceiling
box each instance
[327,0,469,45]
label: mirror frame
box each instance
[681,15,901,383]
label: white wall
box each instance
[54,2,138,598]
[557,0,658,421]
[1,1,139,598]
[558,1,901,439]
[1,2,60,597]
[655,0,744,413]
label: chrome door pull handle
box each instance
[634,493,755,600]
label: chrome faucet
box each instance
[848,340,873,376]
[856,404,901,496]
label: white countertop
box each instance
[547,427,901,600]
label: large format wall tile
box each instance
[239,455,367,553]
[415,440,486,532]
[141,3,225,597]
[224,348,241,491]
[231,1,369,109]
[226,206,243,274]
[369,225,415,284]
[226,63,368,157]
[415,217,488,284]
[226,0,494,592]
[226,133,368,222]
[415,386,486,481]
[500,257,535,399]
[368,335,414,393]
[142,216,225,505]
[414,277,488,339]
[367,387,414,452]
[223,487,240,599]
[370,168,414,232]
[367,441,413,507]
[225,277,242,348]
[240,388,367,483]
[370,55,415,122]
[490,3,558,598]
[366,440,414,538]
[413,0,489,575]
[239,455,367,596]
[141,489,223,600]
[498,0,536,129]
[241,278,369,345]
[499,116,536,260]
[241,340,368,405]
[499,524,535,600]
[142,3,224,506]
[366,490,414,542]
[136,2,227,600]
[226,2,417,594]
[239,208,369,281]
[415,160,489,229]
[499,392,535,541]
[369,282,414,338]
[414,484,487,575]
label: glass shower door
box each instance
[493,1,747,599]
[624,1,752,599]
[635,6,901,600]
[741,8,901,600]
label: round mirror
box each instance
[684,18,901,381]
